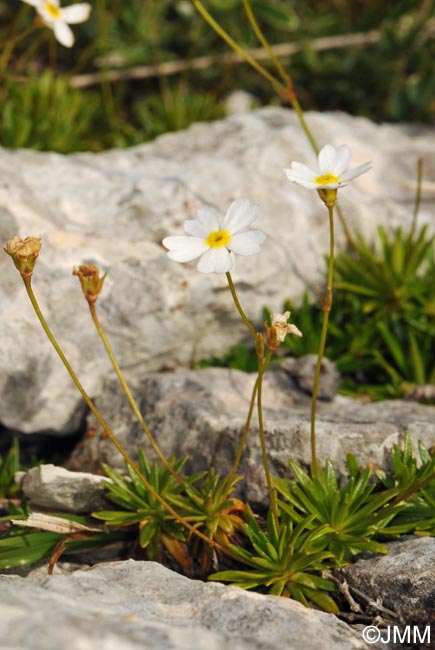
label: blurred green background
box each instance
[1,0,434,153]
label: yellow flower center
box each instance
[316,173,339,186]
[205,229,231,248]
[43,2,61,19]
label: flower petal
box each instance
[53,20,74,46]
[195,209,220,233]
[284,169,317,189]
[21,0,42,6]
[222,197,261,235]
[162,236,208,262]
[60,3,91,24]
[183,219,208,237]
[340,161,372,183]
[332,145,351,176]
[227,230,266,256]
[289,161,317,180]
[318,144,339,174]
[197,247,232,273]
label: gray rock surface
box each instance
[2,108,435,435]
[0,559,371,650]
[338,537,435,623]
[15,464,109,513]
[68,364,435,506]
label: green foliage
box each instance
[0,72,101,152]
[374,434,435,537]
[131,83,225,141]
[92,451,192,566]
[276,224,435,399]
[210,507,338,613]
[0,439,20,499]
[274,457,398,564]
[171,470,245,571]
[273,434,435,564]
[0,506,121,571]
[2,1,435,152]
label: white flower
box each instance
[162,197,266,274]
[22,0,91,48]
[270,311,302,342]
[284,144,371,190]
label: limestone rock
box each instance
[0,560,371,650]
[2,108,435,434]
[338,537,435,624]
[15,464,109,513]
[68,365,435,506]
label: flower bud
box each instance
[73,264,106,305]
[4,236,42,279]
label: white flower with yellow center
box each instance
[22,0,91,48]
[162,197,266,274]
[284,144,371,190]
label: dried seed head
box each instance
[4,236,42,278]
[73,264,106,304]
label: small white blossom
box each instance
[21,0,91,48]
[284,144,371,190]
[270,311,302,342]
[162,197,266,274]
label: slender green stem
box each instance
[410,158,423,238]
[229,352,273,479]
[310,204,335,476]
[88,303,185,487]
[191,0,285,96]
[22,276,225,552]
[226,272,257,341]
[96,0,117,130]
[230,376,259,480]
[242,0,288,85]
[257,350,279,530]
[0,24,39,76]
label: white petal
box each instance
[290,161,317,180]
[332,145,351,175]
[287,324,303,337]
[162,236,208,262]
[222,197,261,235]
[183,219,208,237]
[284,169,317,189]
[318,144,339,174]
[53,20,74,47]
[21,0,42,7]
[340,161,372,183]
[60,3,91,23]
[196,209,220,232]
[197,247,232,273]
[227,230,266,256]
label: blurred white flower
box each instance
[284,144,371,190]
[22,0,91,48]
[162,197,266,274]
